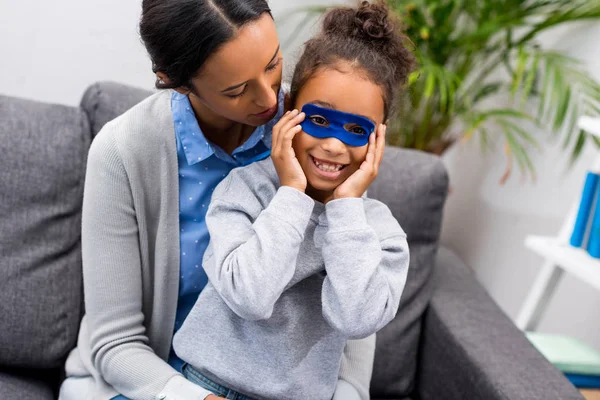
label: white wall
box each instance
[0,0,344,107]
[0,0,153,106]
[2,0,599,349]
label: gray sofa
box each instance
[0,82,582,400]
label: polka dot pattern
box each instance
[167,90,283,371]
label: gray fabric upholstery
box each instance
[368,148,449,398]
[372,398,412,400]
[0,95,91,368]
[80,81,152,136]
[0,371,54,400]
[417,247,584,400]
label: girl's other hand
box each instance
[271,109,307,192]
[333,123,386,200]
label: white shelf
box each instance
[517,121,600,331]
[525,235,600,293]
[579,116,600,139]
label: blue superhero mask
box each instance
[299,103,375,147]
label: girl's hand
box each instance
[271,109,307,192]
[333,124,386,200]
[205,395,227,400]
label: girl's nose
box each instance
[320,137,347,156]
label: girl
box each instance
[173,1,415,399]
[58,1,374,399]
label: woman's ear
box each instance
[284,93,293,112]
[156,72,168,85]
[156,72,191,95]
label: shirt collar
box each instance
[171,91,214,166]
[171,88,284,166]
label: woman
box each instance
[59,1,375,399]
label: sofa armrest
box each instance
[0,369,56,400]
[415,247,583,400]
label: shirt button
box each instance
[156,394,167,400]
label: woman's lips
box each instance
[251,105,278,120]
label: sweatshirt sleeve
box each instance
[82,130,210,400]
[202,185,315,321]
[320,198,409,339]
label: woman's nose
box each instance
[253,78,277,109]
[320,137,347,155]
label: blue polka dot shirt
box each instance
[168,91,282,371]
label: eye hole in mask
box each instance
[309,115,330,127]
[345,124,368,135]
[300,103,375,147]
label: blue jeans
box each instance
[110,366,255,400]
[183,364,255,400]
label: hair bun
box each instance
[322,1,394,44]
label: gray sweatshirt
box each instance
[173,157,409,400]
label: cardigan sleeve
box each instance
[82,127,211,400]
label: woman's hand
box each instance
[205,395,227,400]
[333,124,386,200]
[271,109,307,192]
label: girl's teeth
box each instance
[314,159,343,172]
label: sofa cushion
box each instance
[0,95,91,368]
[0,370,55,400]
[81,81,153,137]
[367,147,449,398]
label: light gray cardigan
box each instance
[59,90,375,400]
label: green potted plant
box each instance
[281,0,600,181]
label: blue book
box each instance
[571,172,600,248]
[588,181,600,258]
[565,373,600,389]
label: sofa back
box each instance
[0,94,91,369]
[368,147,448,398]
[81,81,154,137]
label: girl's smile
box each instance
[291,63,385,202]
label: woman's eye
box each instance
[348,125,367,135]
[266,58,282,72]
[309,115,329,126]
[226,86,247,99]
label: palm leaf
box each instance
[511,46,529,98]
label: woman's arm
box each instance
[320,198,409,339]
[202,183,315,321]
[82,129,212,400]
[334,335,376,400]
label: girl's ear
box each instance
[284,93,293,112]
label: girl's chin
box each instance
[306,180,338,199]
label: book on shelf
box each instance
[527,332,600,388]
[570,171,599,248]
[570,157,600,258]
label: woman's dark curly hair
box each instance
[140,0,272,90]
[290,0,415,120]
